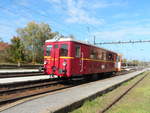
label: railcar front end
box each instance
[44,40,72,77]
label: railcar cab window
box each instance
[75,45,80,57]
[54,44,58,48]
[60,44,68,56]
[46,45,52,56]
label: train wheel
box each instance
[91,74,99,81]
[84,74,99,81]
[83,74,91,81]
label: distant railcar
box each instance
[43,37,121,77]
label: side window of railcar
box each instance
[98,51,102,60]
[107,53,113,61]
[90,49,94,59]
[75,45,80,57]
[46,45,52,56]
[90,49,98,59]
[116,56,120,62]
[111,54,114,61]
[60,44,68,56]
[102,52,106,60]
[94,50,98,59]
[102,52,104,60]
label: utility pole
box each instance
[93,35,96,45]
[87,26,90,41]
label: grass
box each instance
[70,71,150,113]
[108,72,150,113]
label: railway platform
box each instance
[0,69,40,74]
[0,69,48,84]
[0,68,149,113]
[0,75,50,84]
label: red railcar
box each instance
[44,37,121,77]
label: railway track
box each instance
[0,76,97,106]
[0,72,44,78]
[0,67,138,78]
[0,69,137,107]
[0,79,72,106]
[99,71,149,113]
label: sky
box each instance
[0,0,150,61]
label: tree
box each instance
[9,36,25,66]
[132,60,140,66]
[0,40,10,63]
[17,21,58,63]
[122,58,128,66]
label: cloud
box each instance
[46,0,128,25]
[46,0,104,25]
[46,0,63,7]
[0,25,16,42]
[13,0,30,7]
[50,0,62,4]
[113,13,140,19]
[65,0,104,25]
[92,1,127,8]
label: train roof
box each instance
[45,37,120,54]
[46,37,79,43]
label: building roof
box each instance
[0,42,10,51]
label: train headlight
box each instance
[63,60,67,66]
[44,61,47,65]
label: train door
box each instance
[44,44,53,74]
[80,45,86,73]
[80,45,83,73]
[74,45,82,74]
[51,44,60,74]
[115,55,121,71]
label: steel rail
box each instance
[0,72,43,78]
[0,80,72,106]
[0,81,63,94]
